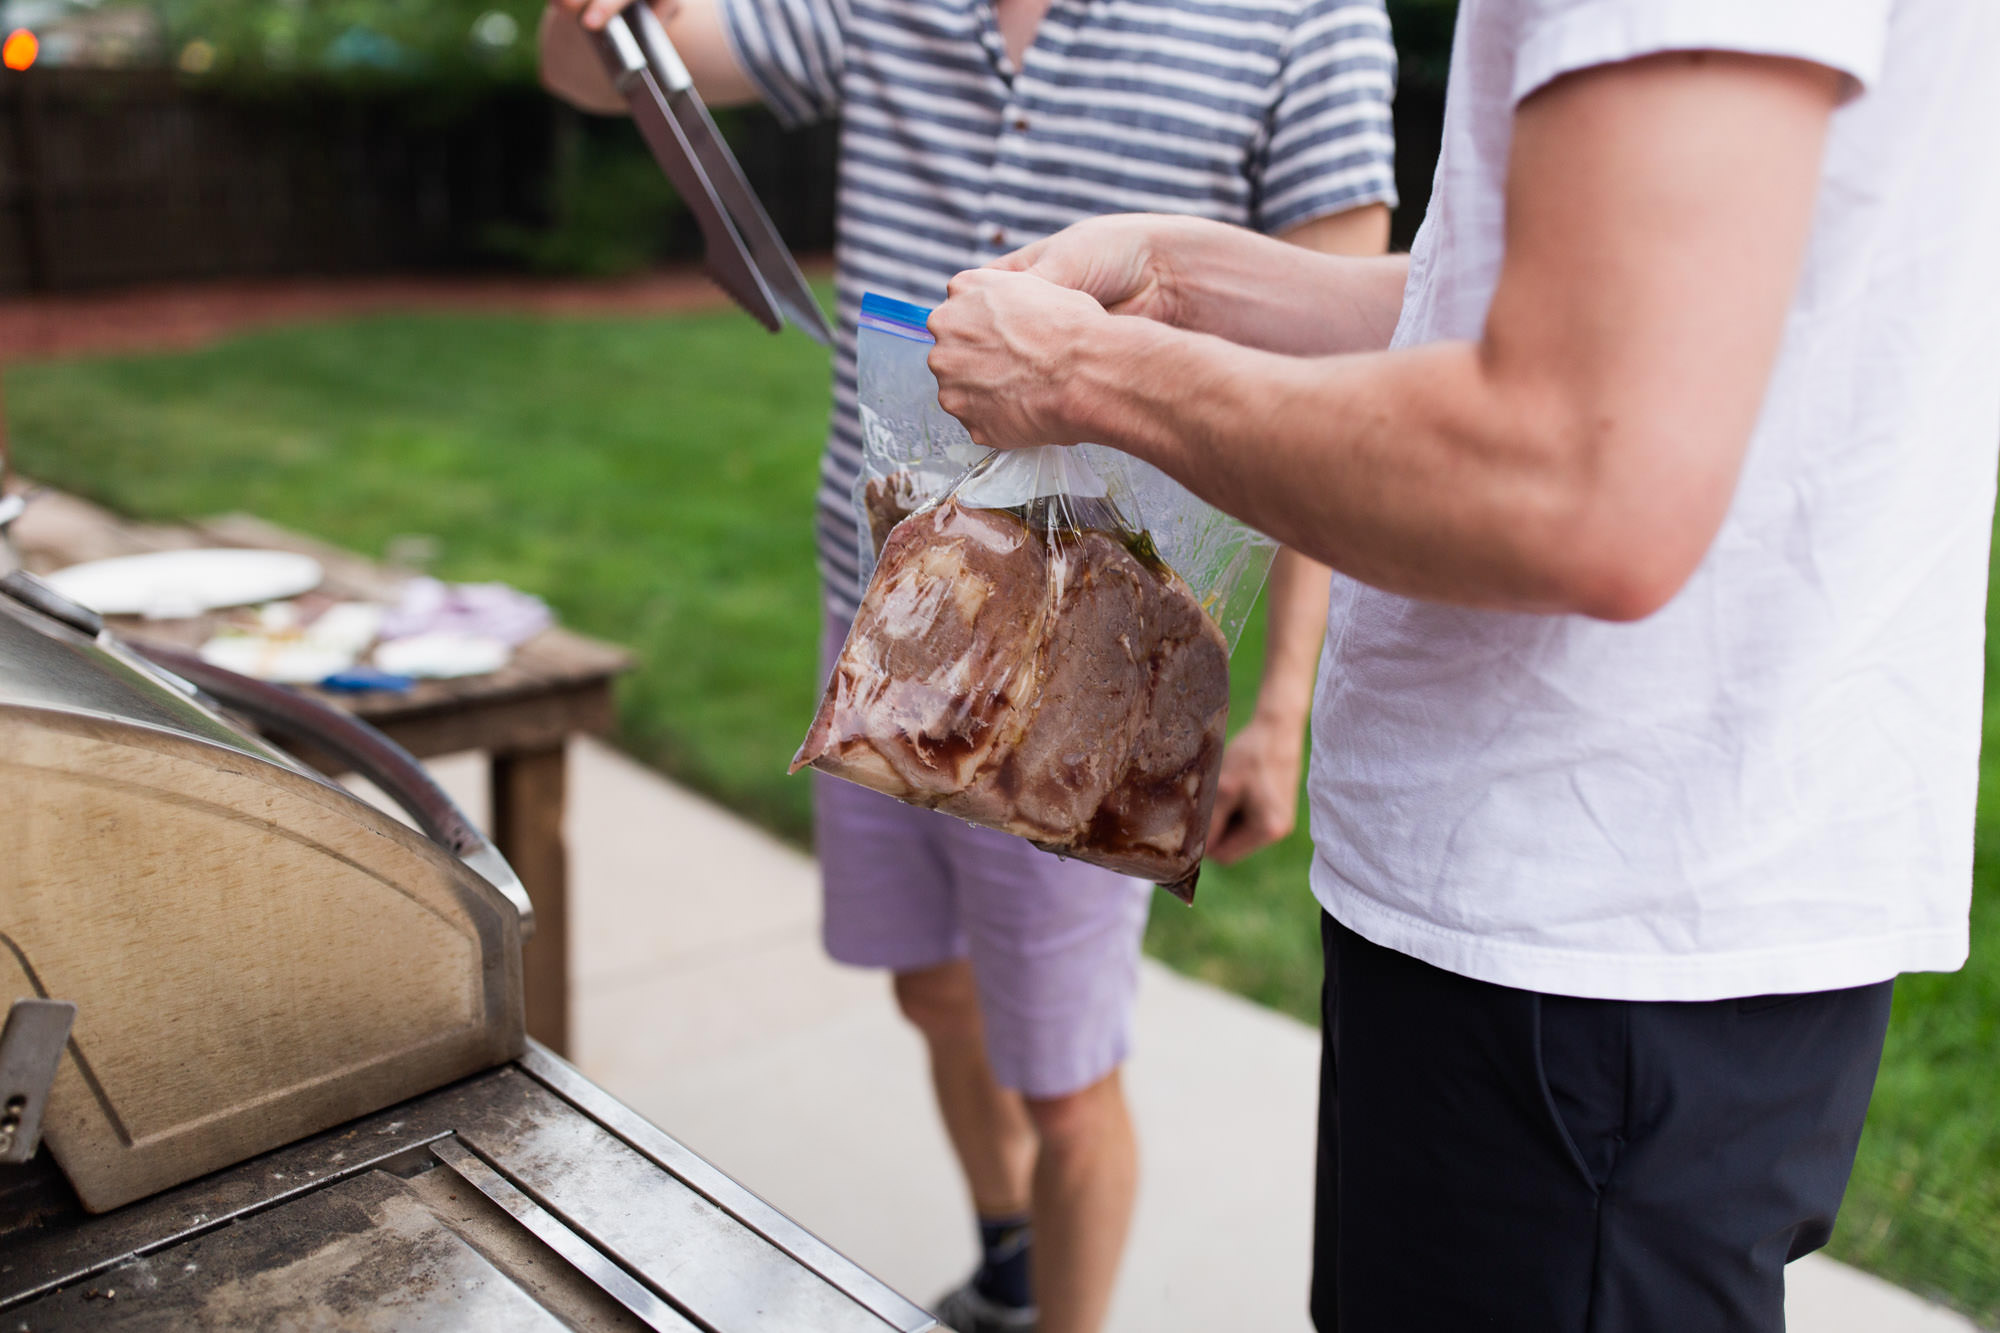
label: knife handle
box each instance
[628,2,696,95]
[593,10,650,93]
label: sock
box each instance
[972,1212,1034,1311]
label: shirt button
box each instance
[989,226,1007,246]
[1012,113,1030,132]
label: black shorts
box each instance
[1312,913,1893,1333]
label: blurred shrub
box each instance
[484,114,690,276]
[158,0,544,90]
[66,0,1453,280]
[485,105,835,278]
[150,1,1461,94]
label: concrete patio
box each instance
[415,738,1975,1333]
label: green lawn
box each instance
[6,309,1994,1321]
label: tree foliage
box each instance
[156,0,545,88]
[23,0,1455,94]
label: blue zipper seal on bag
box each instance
[859,292,936,344]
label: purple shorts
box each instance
[814,616,1155,1099]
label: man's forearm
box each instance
[1159,222,1409,356]
[1065,322,1641,618]
[1005,214,1408,358]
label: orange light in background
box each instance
[2,29,37,71]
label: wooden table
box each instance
[9,489,632,1056]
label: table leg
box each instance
[492,743,569,1056]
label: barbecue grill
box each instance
[0,563,938,1331]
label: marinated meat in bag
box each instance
[793,492,1230,899]
[830,293,1273,897]
[863,472,926,558]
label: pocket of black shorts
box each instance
[1535,993,1629,1193]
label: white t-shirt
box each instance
[1308,0,2000,1000]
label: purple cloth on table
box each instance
[379,578,552,646]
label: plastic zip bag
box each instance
[792,294,1277,899]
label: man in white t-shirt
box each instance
[923,0,2000,1325]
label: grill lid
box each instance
[0,576,527,1212]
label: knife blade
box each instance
[626,4,833,345]
[593,10,831,344]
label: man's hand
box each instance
[540,0,759,111]
[550,0,664,30]
[993,214,1188,325]
[926,269,1109,452]
[540,2,636,113]
[1206,713,1306,864]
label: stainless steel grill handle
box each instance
[129,642,536,939]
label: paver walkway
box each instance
[412,739,1974,1333]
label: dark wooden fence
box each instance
[0,67,1437,296]
[0,69,565,292]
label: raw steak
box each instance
[863,472,926,559]
[794,495,1230,898]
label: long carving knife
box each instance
[591,8,833,345]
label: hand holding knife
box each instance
[569,3,833,343]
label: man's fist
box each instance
[926,269,1108,453]
[550,0,679,31]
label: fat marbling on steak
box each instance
[794,492,1230,898]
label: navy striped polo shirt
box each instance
[717,0,1399,617]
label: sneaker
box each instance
[931,1279,1039,1333]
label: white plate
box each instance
[199,636,355,685]
[46,549,324,619]
[373,632,511,679]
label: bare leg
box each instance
[895,963,1138,1332]
[895,960,1036,1216]
[1023,1071,1138,1333]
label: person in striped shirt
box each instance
[541,1,1396,1328]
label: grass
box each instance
[12,310,831,840]
[6,309,1994,1320]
